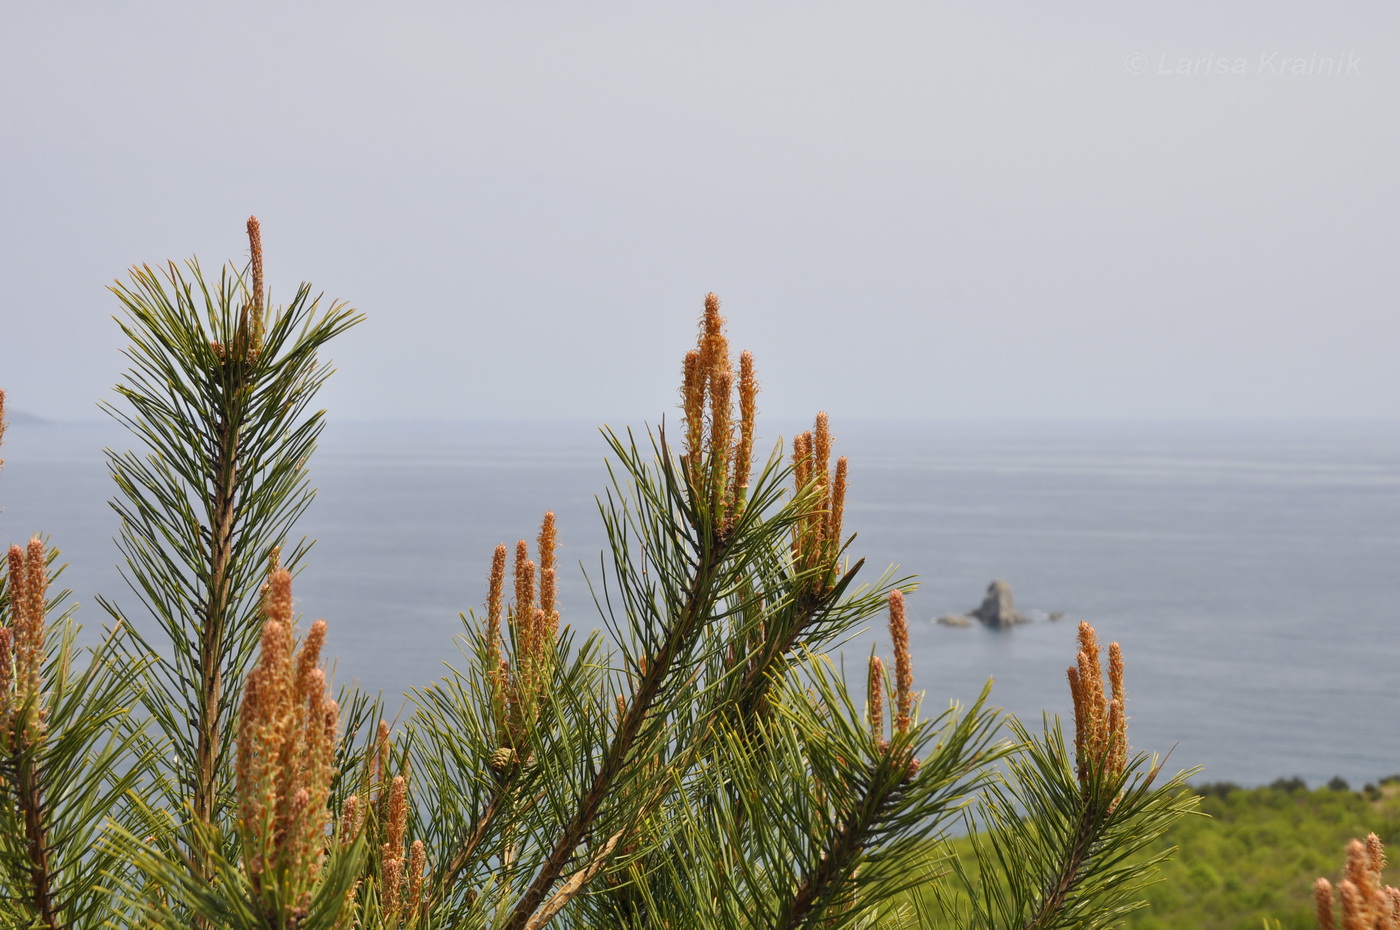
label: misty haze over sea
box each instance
[2,417,1396,790]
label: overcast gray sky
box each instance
[3,2,1397,424]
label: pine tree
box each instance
[0,220,1201,929]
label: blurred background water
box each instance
[2,416,1397,789]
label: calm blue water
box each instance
[2,417,1398,789]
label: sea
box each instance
[2,416,1397,790]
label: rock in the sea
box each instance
[971,579,1031,627]
[937,613,972,627]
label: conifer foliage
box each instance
[0,399,153,928]
[0,220,1216,928]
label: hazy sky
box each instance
[3,2,1397,424]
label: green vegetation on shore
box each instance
[905,776,1400,929]
[1127,777,1400,929]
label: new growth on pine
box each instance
[484,512,562,768]
[236,558,339,925]
[681,294,759,530]
[2,540,49,746]
[1315,833,1400,930]
[789,412,848,593]
[1067,620,1129,790]
[1,540,57,927]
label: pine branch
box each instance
[2,539,61,930]
[782,762,905,929]
[0,538,156,930]
[527,829,624,930]
[439,779,508,894]
[1022,795,1112,930]
[728,556,870,724]
[13,736,59,930]
[192,331,246,865]
[97,221,360,925]
[939,625,1200,930]
[502,521,733,930]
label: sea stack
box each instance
[971,579,1030,627]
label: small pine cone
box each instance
[489,747,515,771]
[904,756,921,781]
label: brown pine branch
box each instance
[524,830,624,930]
[15,746,60,930]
